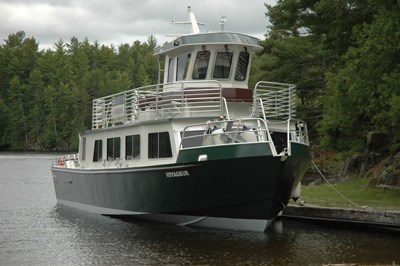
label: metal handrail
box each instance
[252,81,297,119]
[179,118,274,149]
[92,80,225,129]
[53,154,80,168]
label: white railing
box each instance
[92,81,226,129]
[179,117,309,156]
[179,118,279,154]
[53,154,80,168]
[290,119,309,146]
[252,81,296,119]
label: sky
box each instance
[0,0,276,50]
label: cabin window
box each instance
[176,54,191,81]
[82,137,86,161]
[167,58,175,82]
[213,51,233,79]
[148,132,172,158]
[93,139,103,162]
[192,51,210,80]
[107,137,121,161]
[235,51,250,81]
[126,134,140,160]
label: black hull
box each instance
[52,143,310,231]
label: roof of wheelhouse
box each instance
[154,32,263,55]
[154,6,262,55]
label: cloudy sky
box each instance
[1,0,275,50]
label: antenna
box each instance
[220,16,227,32]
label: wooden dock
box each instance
[282,205,400,230]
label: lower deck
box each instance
[54,116,309,171]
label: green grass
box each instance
[296,177,400,211]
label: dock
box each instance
[282,205,400,230]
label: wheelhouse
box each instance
[155,32,262,89]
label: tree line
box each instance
[254,0,400,153]
[1,0,400,153]
[0,33,158,150]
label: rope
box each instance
[311,160,369,209]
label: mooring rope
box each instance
[311,160,369,209]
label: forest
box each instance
[0,0,399,155]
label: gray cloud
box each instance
[0,0,275,50]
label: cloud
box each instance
[0,0,275,50]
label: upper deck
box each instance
[89,8,297,129]
[91,80,297,129]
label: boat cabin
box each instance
[155,31,262,90]
[54,8,305,170]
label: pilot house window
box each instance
[107,137,121,161]
[148,132,172,158]
[192,51,210,80]
[167,58,175,82]
[235,51,250,81]
[213,51,233,79]
[176,54,191,81]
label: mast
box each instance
[187,6,200,34]
[172,6,204,35]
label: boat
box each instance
[51,7,311,232]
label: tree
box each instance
[27,69,46,149]
[0,32,161,151]
[265,0,377,55]
[320,4,400,151]
[0,97,9,149]
[7,76,29,149]
[261,0,400,152]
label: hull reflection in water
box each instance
[52,206,400,265]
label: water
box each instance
[0,153,399,265]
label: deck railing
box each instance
[53,154,80,168]
[179,117,308,157]
[179,118,279,154]
[92,80,298,129]
[252,81,297,120]
[92,81,225,129]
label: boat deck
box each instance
[91,80,297,129]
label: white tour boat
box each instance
[51,7,310,232]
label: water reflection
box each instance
[51,206,274,265]
[49,205,400,265]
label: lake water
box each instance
[0,153,399,265]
